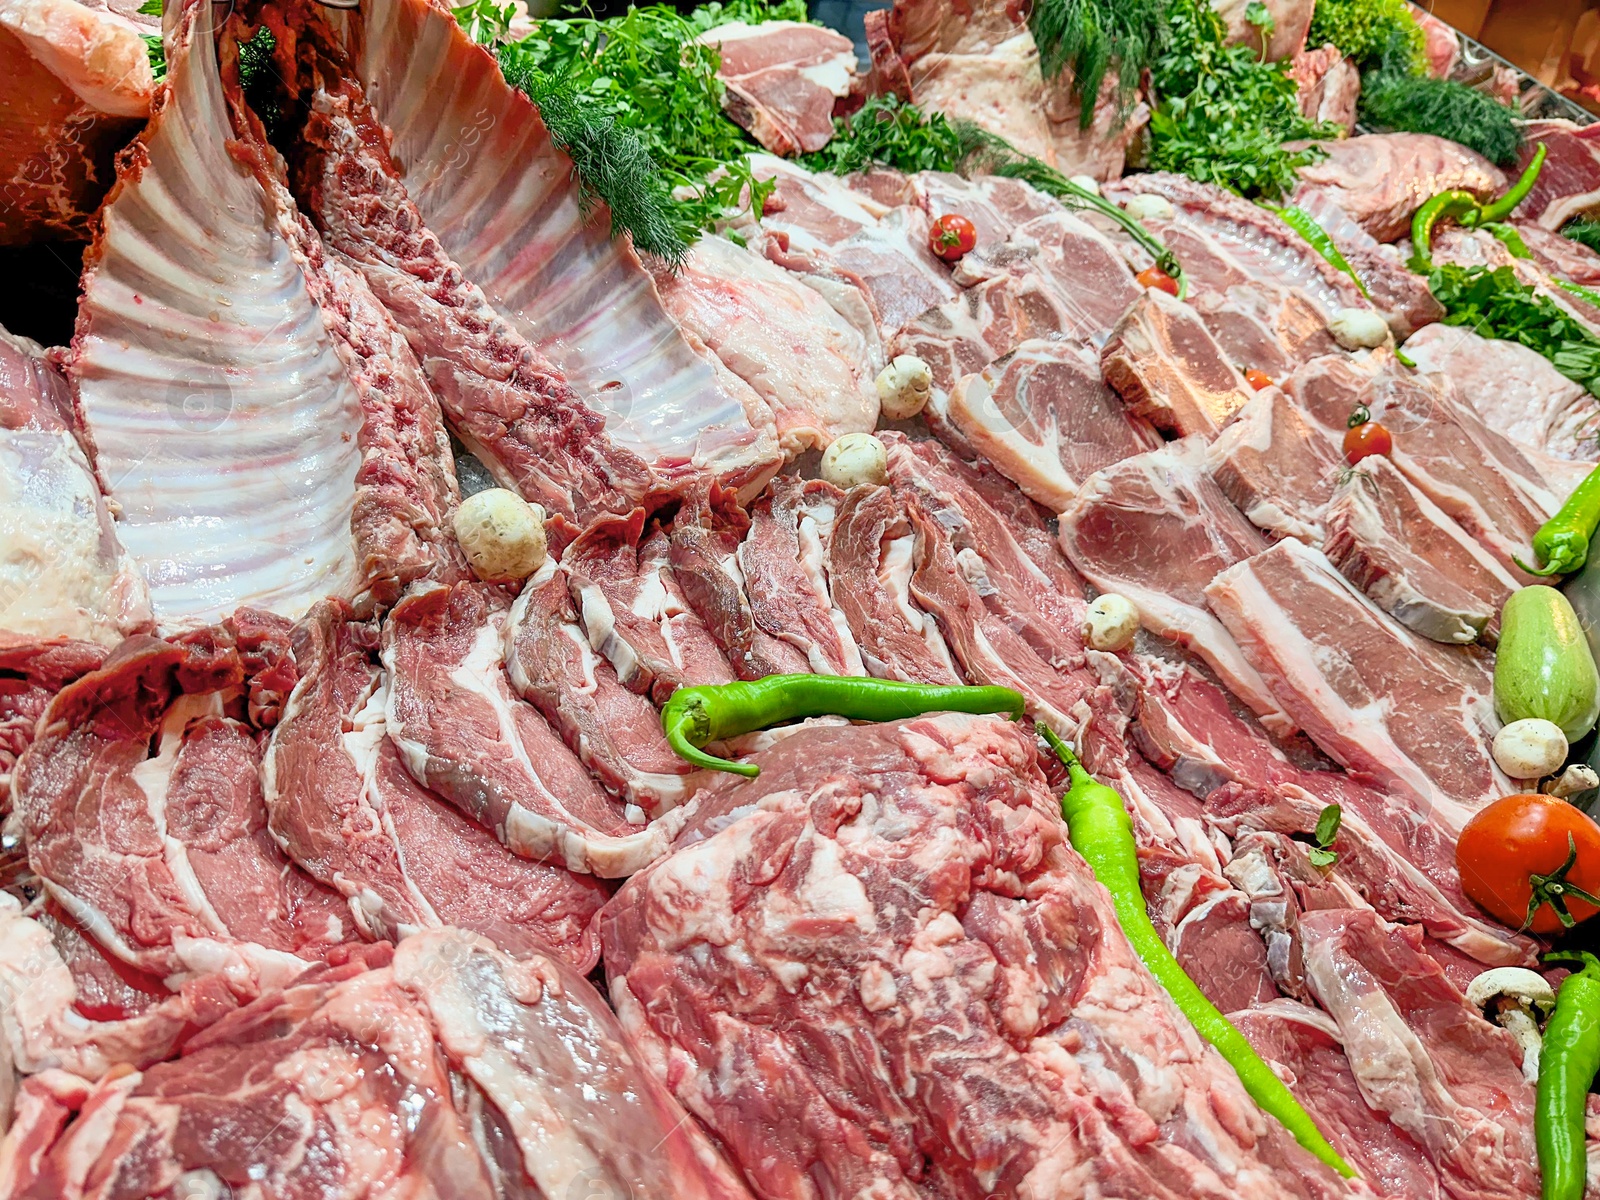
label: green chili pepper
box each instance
[1409,190,1482,272]
[1519,463,1600,576]
[1556,277,1600,310]
[1039,726,1357,1179]
[1537,951,1600,1200]
[661,676,1025,777]
[1482,221,1533,259]
[1478,144,1548,225]
[1269,205,1371,298]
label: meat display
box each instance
[4,0,1600,1195]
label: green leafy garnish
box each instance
[137,0,161,13]
[1358,30,1522,167]
[1306,0,1427,72]
[143,33,165,80]
[1308,803,1342,870]
[1027,0,1165,127]
[452,0,515,46]
[683,0,808,33]
[799,96,964,176]
[1428,264,1600,398]
[1564,218,1600,256]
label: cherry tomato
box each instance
[1342,421,1393,465]
[929,214,977,262]
[1243,369,1275,391]
[1135,266,1180,296]
[1456,793,1600,934]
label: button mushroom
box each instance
[1083,593,1139,652]
[453,488,547,584]
[1546,763,1600,799]
[1466,967,1557,1081]
[875,355,933,421]
[1123,194,1175,222]
[1327,307,1390,351]
[820,432,888,489]
[1492,717,1569,782]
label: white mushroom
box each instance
[820,432,888,489]
[1328,307,1390,351]
[1466,967,1557,1082]
[453,488,547,584]
[1067,175,1101,196]
[875,355,933,421]
[1123,193,1175,222]
[1546,763,1600,799]
[1083,594,1140,652]
[1492,718,1569,781]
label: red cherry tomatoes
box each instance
[1135,266,1181,296]
[1343,421,1393,465]
[929,214,977,262]
[1243,369,1275,391]
[1457,793,1600,934]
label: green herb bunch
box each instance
[799,96,965,176]
[1565,219,1600,256]
[138,0,165,80]
[1357,29,1522,167]
[1027,0,1165,127]
[1306,0,1426,72]
[1429,264,1600,398]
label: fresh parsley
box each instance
[452,0,516,46]
[1308,803,1342,870]
[799,96,964,176]
[1306,0,1427,72]
[143,33,165,80]
[1428,264,1600,398]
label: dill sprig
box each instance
[1028,0,1165,127]
[1357,29,1522,167]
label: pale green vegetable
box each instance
[1495,586,1600,742]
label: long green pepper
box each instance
[1538,952,1600,1200]
[1269,204,1371,297]
[1039,727,1356,1179]
[1409,146,1548,270]
[661,676,1025,777]
[1521,464,1600,576]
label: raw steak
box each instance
[263,601,608,965]
[0,634,105,796]
[1101,288,1254,437]
[1205,386,1343,545]
[1516,120,1600,229]
[602,714,1351,1200]
[1289,133,1507,242]
[696,20,856,155]
[1205,536,1507,825]
[3,931,755,1200]
[1322,455,1519,644]
[1190,281,1345,377]
[1058,437,1293,733]
[1288,45,1359,131]
[939,338,1161,511]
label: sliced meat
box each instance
[1010,209,1145,332]
[940,338,1161,511]
[1205,536,1506,825]
[1205,386,1342,545]
[1288,44,1359,131]
[696,20,857,155]
[0,634,105,796]
[1289,132,1508,242]
[1516,120,1600,229]
[1190,280,1346,376]
[1101,288,1254,437]
[1058,438,1293,734]
[1323,456,1519,644]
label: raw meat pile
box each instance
[2,0,1600,1196]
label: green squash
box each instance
[1495,586,1600,742]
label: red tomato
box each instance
[929,214,977,262]
[1243,369,1275,392]
[1342,421,1393,465]
[1135,266,1180,296]
[1457,793,1600,934]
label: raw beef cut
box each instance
[2,931,756,1200]
[1288,44,1359,131]
[14,628,353,989]
[1009,210,1145,332]
[1515,219,1600,286]
[1403,321,1600,461]
[336,0,784,495]
[1323,455,1519,644]
[70,1,458,628]
[0,0,152,244]
[263,601,608,964]
[1205,386,1343,545]
[381,580,678,878]
[1101,288,1254,437]
[1409,1,1460,78]
[1515,120,1600,229]
[938,338,1161,512]
[1288,133,1507,242]
[1206,536,1507,825]
[603,714,1351,1200]
[696,20,857,156]
[1058,438,1294,733]
[1190,281,1345,376]
[0,635,103,795]
[738,476,865,676]
[649,232,879,453]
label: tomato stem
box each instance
[1525,835,1600,931]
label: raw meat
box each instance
[1409,2,1460,78]
[382,580,676,878]
[0,0,152,244]
[1288,45,1359,131]
[1403,321,1600,460]
[1205,536,1506,825]
[1190,281,1345,376]
[739,476,865,676]
[650,232,879,453]
[3,930,756,1200]
[341,0,785,494]
[0,634,103,794]
[1214,0,1312,60]
[1515,219,1600,286]
[14,628,352,989]
[1205,386,1343,545]
[1101,288,1255,437]
[71,1,457,628]
[1322,455,1519,643]
[696,20,856,155]
[603,714,1351,1200]
[1010,209,1145,331]
[0,326,148,644]
[939,338,1161,512]
[1288,133,1507,242]
[263,600,608,965]
[1516,120,1600,229]
[1059,438,1294,733]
